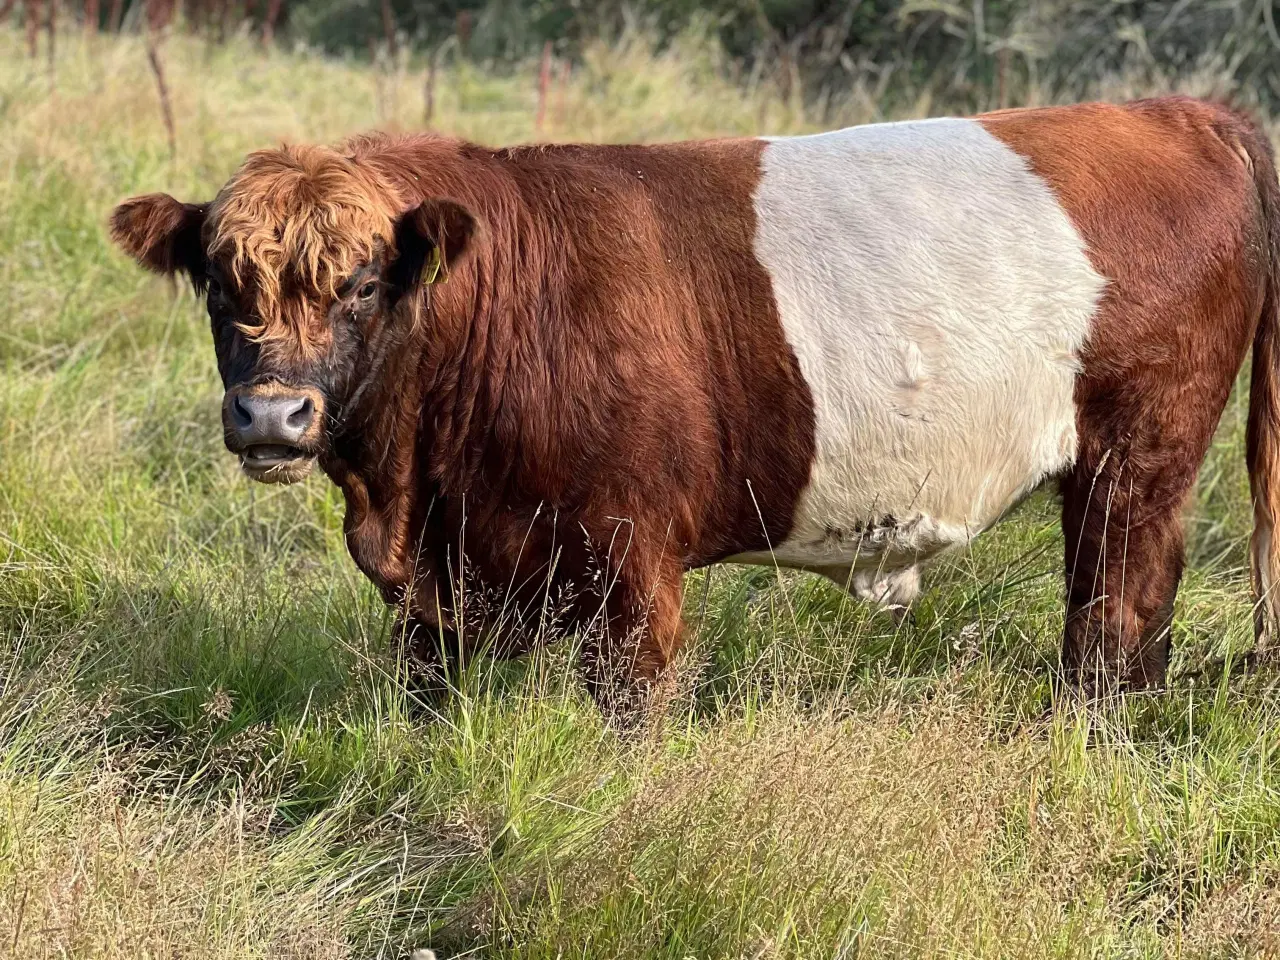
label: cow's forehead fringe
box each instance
[208,142,404,356]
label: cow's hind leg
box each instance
[1059,443,1195,692]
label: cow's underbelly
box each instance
[729,117,1105,577]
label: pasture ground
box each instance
[1,27,1279,959]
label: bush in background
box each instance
[5,0,1280,118]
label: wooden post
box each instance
[554,58,569,129]
[997,46,1010,109]
[455,8,470,50]
[535,40,551,134]
[145,0,177,160]
[423,45,437,127]
[261,0,281,46]
[46,0,55,84]
[370,36,383,122]
[379,0,395,59]
[84,0,98,33]
[778,46,791,107]
[153,0,173,30]
[213,0,228,41]
[108,0,122,31]
[27,0,41,57]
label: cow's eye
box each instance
[206,278,222,298]
[358,281,378,301]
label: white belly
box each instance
[737,117,1104,574]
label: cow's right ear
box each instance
[389,198,479,294]
[109,193,207,280]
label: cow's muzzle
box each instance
[222,382,324,484]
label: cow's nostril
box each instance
[227,389,317,448]
[287,396,314,431]
[231,394,253,430]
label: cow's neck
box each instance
[325,310,436,601]
[409,179,543,499]
[328,147,610,599]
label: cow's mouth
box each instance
[239,444,316,484]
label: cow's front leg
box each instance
[579,557,687,721]
[387,612,458,702]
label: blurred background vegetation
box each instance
[3,0,1280,952]
[6,0,1280,120]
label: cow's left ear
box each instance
[390,198,479,292]
[109,193,208,281]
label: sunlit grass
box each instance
[1,24,1279,960]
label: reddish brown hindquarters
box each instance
[981,98,1280,687]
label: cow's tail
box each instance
[1244,119,1280,655]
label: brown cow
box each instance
[110,96,1280,709]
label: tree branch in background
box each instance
[0,0,17,25]
[108,0,122,31]
[84,0,98,35]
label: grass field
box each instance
[2,25,1280,959]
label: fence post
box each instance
[535,40,551,134]
[261,0,281,46]
[554,57,569,129]
[424,45,437,127]
[455,9,470,50]
[27,0,41,57]
[145,0,177,159]
[379,0,396,58]
[46,0,55,85]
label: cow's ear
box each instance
[109,193,207,280]
[390,198,479,292]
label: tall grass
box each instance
[1,24,1280,959]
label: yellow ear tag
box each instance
[423,247,444,285]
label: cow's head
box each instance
[110,143,476,484]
